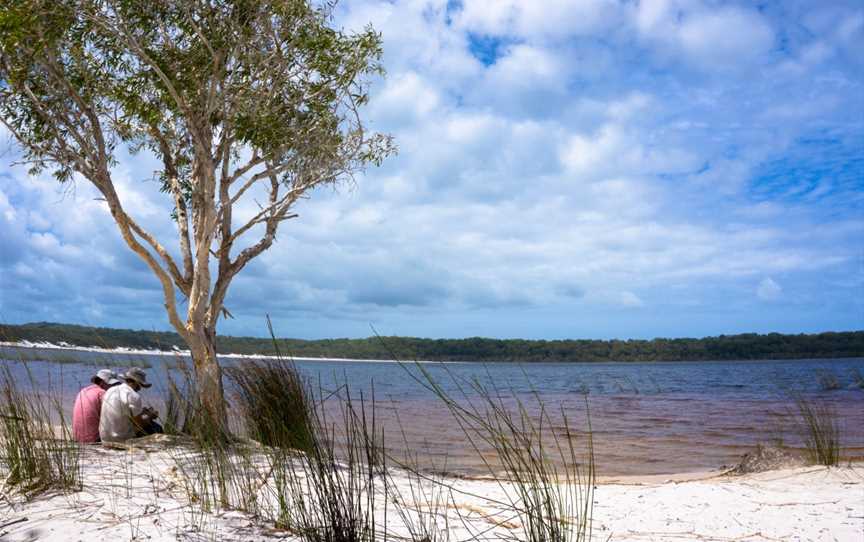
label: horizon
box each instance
[1,0,863,340]
[4,320,862,344]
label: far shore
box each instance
[0,340,438,364]
[3,340,863,366]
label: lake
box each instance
[1,344,862,476]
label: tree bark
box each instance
[187,325,226,432]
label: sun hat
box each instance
[93,369,121,386]
[124,367,152,388]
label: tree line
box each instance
[2,322,862,362]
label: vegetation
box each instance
[3,321,863,362]
[0,0,394,425]
[790,394,841,466]
[0,365,81,496]
[267,386,386,541]
[409,363,595,542]
[165,357,389,540]
[227,359,314,453]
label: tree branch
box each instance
[149,125,194,285]
[95,180,189,340]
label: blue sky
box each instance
[1,0,862,340]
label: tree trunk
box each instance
[187,326,227,432]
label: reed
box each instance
[232,317,387,540]
[790,393,840,466]
[266,384,387,541]
[406,362,595,542]
[815,369,841,391]
[850,368,864,390]
[227,358,314,453]
[0,364,81,496]
[387,433,453,542]
[164,318,389,541]
[157,356,263,516]
[161,359,205,436]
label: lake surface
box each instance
[2,345,863,476]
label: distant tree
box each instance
[0,0,394,425]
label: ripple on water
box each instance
[1,348,862,476]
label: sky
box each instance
[1,0,863,341]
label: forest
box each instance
[2,322,862,362]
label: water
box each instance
[2,345,863,476]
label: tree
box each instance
[0,0,394,425]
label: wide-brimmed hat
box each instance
[93,369,121,386]
[124,367,152,388]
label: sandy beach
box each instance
[0,437,861,542]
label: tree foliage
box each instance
[0,0,394,418]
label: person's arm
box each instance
[130,412,149,431]
[125,391,148,431]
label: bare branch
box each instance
[124,212,189,297]
[96,181,189,339]
[148,126,194,284]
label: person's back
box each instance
[99,382,143,443]
[72,384,105,443]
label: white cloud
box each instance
[619,291,645,308]
[1,0,862,339]
[455,0,622,40]
[633,2,775,69]
[757,277,783,301]
[678,8,774,65]
[559,123,699,181]
[370,71,441,126]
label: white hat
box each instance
[94,369,121,386]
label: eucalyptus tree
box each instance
[0,0,394,424]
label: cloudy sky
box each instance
[1,0,862,340]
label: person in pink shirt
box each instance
[72,369,121,443]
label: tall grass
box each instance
[406,362,595,542]
[227,359,314,453]
[266,385,387,541]
[387,434,453,542]
[231,318,387,540]
[790,393,841,466]
[159,357,267,516]
[165,318,389,541]
[0,364,81,496]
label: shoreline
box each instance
[0,340,438,364]
[3,340,863,366]
[0,440,860,541]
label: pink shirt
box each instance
[72,384,106,443]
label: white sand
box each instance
[0,439,861,542]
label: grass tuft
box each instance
[850,368,864,390]
[815,369,841,391]
[790,393,841,466]
[227,359,314,453]
[267,384,386,541]
[406,361,595,542]
[0,364,81,497]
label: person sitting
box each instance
[99,367,163,443]
[72,369,121,443]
